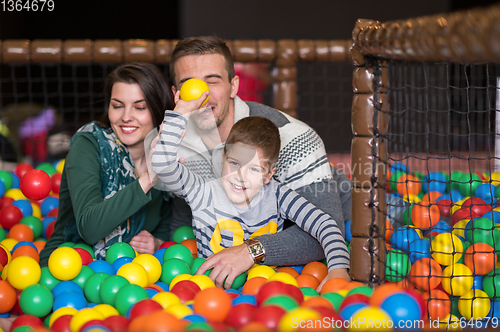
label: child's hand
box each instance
[173,90,210,117]
[317,268,351,293]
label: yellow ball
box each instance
[337,289,349,297]
[7,256,41,290]
[133,254,162,284]
[170,273,192,289]
[189,274,215,290]
[267,272,299,287]
[349,306,393,331]
[56,159,65,174]
[165,303,193,319]
[180,78,209,106]
[408,225,423,238]
[4,188,26,200]
[48,247,82,280]
[1,238,18,252]
[1,262,8,280]
[116,262,149,287]
[458,289,490,320]
[431,233,463,266]
[452,219,469,239]
[92,304,119,318]
[403,194,421,204]
[152,291,181,309]
[0,244,12,264]
[49,307,78,327]
[278,307,321,332]
[441,263,473,296]
[31,203,42,219]
[69,308,104,332]
[439,314,462,331]
[248,265,276,280]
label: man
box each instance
[168,36,352,288]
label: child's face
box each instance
[221,143,275,207]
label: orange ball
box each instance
[341,281,366,292]
[128,314,150,332]
[295,273,320,289]
[411,203,440,229]
[421,191,442,204]
[8,223,34,242]
[397,174,422,197]
[464,243,497,275]
[408,258,443,291]
[33,240,46,253]
[180,239,197,259]
[276,267,300,278]
[301,262,328,283]
[369,283,403,306]
[240,321,272,332]
[301,296,334,310]
[0,279,16,313]
[319,278,349,295]
[422,289,451,321]
[385,219,393,243]
[193,287,232,322]
[242,276,267,296]
[12,245,40,263]
[145,310,188,332]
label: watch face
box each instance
[250,243,264,256]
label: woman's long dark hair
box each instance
[100,63,173,129]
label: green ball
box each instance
[300,287,319,297]
[99,275,130,305]
[0,170,13,191]
[389,171,405,193]
[185,322,214,332]
[347,285,373,297]
[160,258,191,285]
[12,327,34,332]
[414,171,425,181]
[163,244,194,268]
[449,171,464,192]
[457,173,482,197]
[224,272,247,289]
[20,216,43,239]
[403,206,414,226]
[190,257,207,274]
[483,268,500,298]
[36,162,57,176]
[43,313,52,327]
[172,225,195,243]
[322,292,344,310]
[450,296,462,318]
[73,243,95,259]
[263,294,298,311]
[19,284,53,317]
[466,218,500,250]
[114,284,148,316]
[0,227,6,242]
[106,242,136,264]
[59,242,75,248]
[71,265,95,289]
[38,266,60,291]
[385,250,410,282]
[83,272,109,304]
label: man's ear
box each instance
[171,85,177,100]
[230,75,239,99]
[264,167,277,184]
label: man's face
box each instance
[173,53,239,132]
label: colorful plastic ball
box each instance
[11,244,39,263]
[462,197,492,216]
[69,308,105,332]
[241,276,267,297]
[457,173,482,197]
[48,247,82,280]
[10,314,44,331]
[105,242,136,264]
[0,170,13,191]
[482,268,500,298]
[52,280,83,298]
[397,173,422,197]
[431,233,463,266]
[467,218,500,250]
[98,275,129,306]
[128,298,163,321]
[380,292,421,327]
[160,258,191,285]
[441,263,473,296]
[301,261,328,283]
[458,289,491,320]
[194,287,232,322]
[73,248,93,266]
[0,204,24,230]
[408,258,443,291]
[411,203,440,229]
[14,163,34,180]
[422,289,451,321]
[390,226,421,252]
[12,199,33,218]
[180,78,209,106]
[408,238,432,263]
[116,262,149,287]
[114,284,149,316]
[88,260,115,275]
[224,302,257,330]
[267,272,298,287]
[49,307,78,328]
[36,162,57,176]
[172,225,195,244]
[8,223,34,242]
[111,256,133,273]
[163,244,194,268]
[7,256,41,290]
[53,290,87,311]
[423,172,447,193]
[51,173,62,194]
[463,242,497,275]
[474,183,497,205]
[83,272,109,304]
[0,279,16,313]
[19,169,52,201]
[151,291,181,309]
[40,196,59,217]
[248,265,276,280]
[19,216,42,239]
[189,274,215,291]
[385,250,410,282]
[133,254,162,285]
[295,274,319,289]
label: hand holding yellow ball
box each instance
[179,78,209,106]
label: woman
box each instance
[39,63,183,266]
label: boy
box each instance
[150,93,350,286]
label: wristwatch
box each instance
[244,238,266,263]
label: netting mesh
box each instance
[371,56,500,322]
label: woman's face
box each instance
[108,82,155,150]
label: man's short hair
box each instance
[225,116,281,170]
[169,36,235,88]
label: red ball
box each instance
[250,304,286,330]
[169,285,196,303]
[128,299,163,321]
[256,281,290,306]
[20,169,52,200]
[10,289,24,315]
[225,303,257,329]
[462,197,492,217]
[47,208,59,218]
[74,248,93,266]
[51,173,62,194]
[436,199,453,219]
[0,205,23,229]
[10,314,44,330]
[338,293,370,312]
[158,240,177,250]
[0,245,10,267]
[193,287,232,322]
[51,314,72,332]
[14,163,34,180]
[170,280,201,294]
[284,283,304,304]
[452,207,480,225]
[103,315,130,332]
[0,197,14,209]
[45,220,56,240]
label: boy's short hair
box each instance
[224,116,280,170]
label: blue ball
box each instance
[52,280,84,298]
[11,241,38,254]
[41,217,57,238]
[436,193,451,202]
[475,183,498,205]
[488,300,500,319]
[423,172,447,193]
[153,248,166,264]
[339,303,368,321]
[425,220,452,236]
[145,288,159,298]
[450,189,465,203]
[183,314,207,323]
[289,265,304,274]
[111,256,133,273]
[12,199,33,217]
[154,281,169,292]
[232,294,256,306]
[345,219,352,243]
[10,173,19,189]
[408,238,432,264]
[482,210,500,223]
[88,260,115,275]
[391,163,409,173]
[41,196,59,216]
[380,292,422,328]
[53,290,87,311]
[390,226,420,252]
[474,275,484,291]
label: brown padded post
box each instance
[123,39,155,62]
[156,39,178,63]
[233,40,257,62]
[3,40,30,63]
[63,40,92,63]
[31,40,62,63]
[93,40,123,63]
[256,40,276,62]
[297,40,315,61]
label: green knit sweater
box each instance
[39,132,172,266]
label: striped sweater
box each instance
[151,111,350,271]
